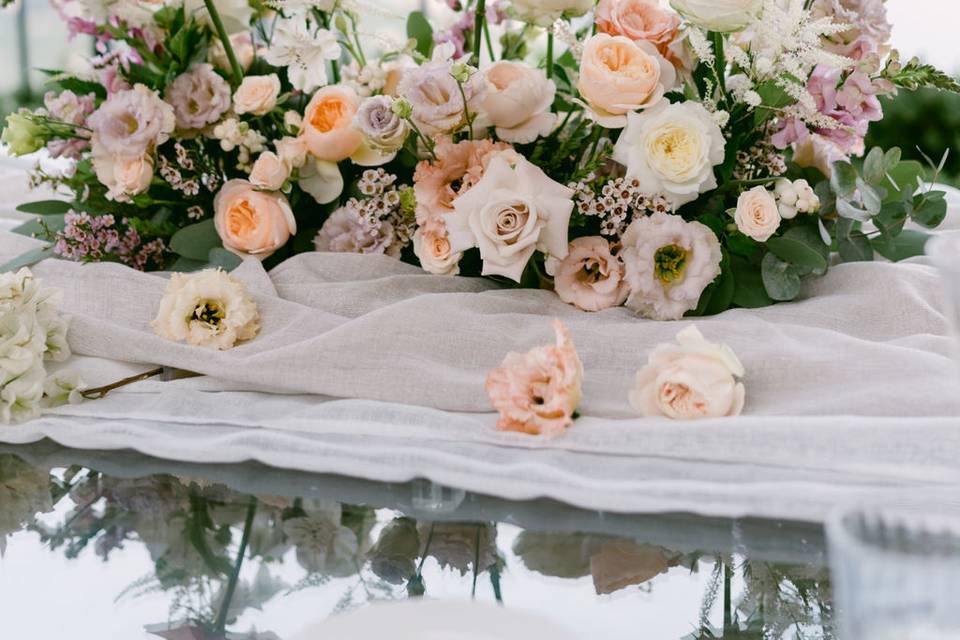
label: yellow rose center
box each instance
[647,124,703,181]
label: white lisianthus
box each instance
[152,270,260,351]
[670,0,763,33]
[509,0,594,25]
[629,325,746,420]
[734,186,781,242]
[620,212,723,320]
[449,154,575,282]
[262,20,341,92]
[613,101,725,208]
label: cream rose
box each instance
[413,228,462,276]
[301,85,364,162]
[93,150,154,201]
[630,326,745,420]
[214,179,297,259]
[670,0,762,32]
[509,0,594,25]
[275,136,308,169]
[449,155,574,282]
[578,34,676,128]
[233,74,281,116]
[596,0,682,50]
[734,186,781,241]
[249,151,289,191]
[480,61,557,144]
[612,101,725,207]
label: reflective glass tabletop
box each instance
[0,442,832,639]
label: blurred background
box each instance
[1,0,958,183]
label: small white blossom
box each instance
[262,20,341,92]
[43,371,87,408]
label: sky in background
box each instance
[888,0,960,71]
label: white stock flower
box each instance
[620,212,722,320]
[152,270,260,350]
[670,0,762,32]
[629,325,746,419]
[613,101,725,208]
[262,20,341,92]
[449,154,575,282]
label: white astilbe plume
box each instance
[552,19,583,62]
[747,0,851,79]
[687,28,714,65]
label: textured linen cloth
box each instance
[0,162,958,522]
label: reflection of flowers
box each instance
[589,541,680,595]
[418,522,497,576]
[283,502,359,577]
[0,454,52,554]
[512,532,605,579]
[368,517,421,585]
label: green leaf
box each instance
[838,231,874,262]
[207,247,242,271]
[12,213,66,237]
[765,225,829,272]
[863,147,886,184]
[856,178,882,215]
[831,161,858,198]
[911,191,948,228]
[884,160,924,203]
[703,259,735,315]
[169,219,221,261]
[731,257,774,308]
[0,245,54,272]
[168,255,209,272]
[836,198,871,222]
[725,232,760,257]
[406,11,433,59]
[761,253,803,301]
[871,229,931,262]
[16,200,73,215]
[884,147,902,172]
[874,200,908,237]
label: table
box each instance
[0,442,833,639]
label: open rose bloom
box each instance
[486,320,584,436]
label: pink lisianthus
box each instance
[314,205,399,256]
[87,84,175,158]
[43,90,96,159]
[165,63,232,130]
[485,320,584,437]
[554,236,629,312]
[811,0,891,66]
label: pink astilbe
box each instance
[485,320,584,437]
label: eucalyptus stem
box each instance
[214,497,257,634]
[204,0,244,86]
[472,0,486,67]
[81,367,165,400]
[546,31,554,80]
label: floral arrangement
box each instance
[3,0,959,321]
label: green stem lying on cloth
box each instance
[81,367,166,400]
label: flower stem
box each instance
[472,0,486,67]
[80,367,165,400]
[204,0,244,86]
[546,31,554,80]
[215,497,257,634]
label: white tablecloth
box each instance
[0,162,958,523]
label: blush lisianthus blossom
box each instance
[595,0,681,53]
[613,101,725,208]
[670,0,761,32]
[485,320,584,437]
[620,212,722,320]
[87,84,175,158]
[812,0,891,64]
[354,95,409,153]
[301,85,364,162]
[233,74,281,116]
[554,236,629,312]
[43,90,95,159]
[734,186,781,242]
[396,45,487,137]
[152,269,260,351]
[509,0,594,25]
[579,34,676,128]
[480,61,557,144]
[449,155,574,282]
[629,325,745,419]
[314,205,398,256]
[164,64,232,130]
[214,179,297,259]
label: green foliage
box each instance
[169,219,222,261]
[16,200,73,215]
[406,11,433,59]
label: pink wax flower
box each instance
[485,320,584,437]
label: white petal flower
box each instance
[0,364,45,424]
[152,270,260,350]
[620,212,723,320]
[43,371,87,408]
[262,20,341,93]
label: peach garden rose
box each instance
[480,61,557,144]
[595,0,681,53]
[214,179,297,259]
[301,85,364,162]
[485,320,584,437]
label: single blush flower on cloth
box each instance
[620,212,722,320]
[164,63,232,130]
[214,179,297,259]
[554,236,629,312]
[629,325,745,420]
[485,320,584,437]
[578,33,676,128]
[152,269,260,351]
[449,154,574,282]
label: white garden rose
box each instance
[613,101,725,208]
[509,0,594,25]
[630,326,745,420]
[734,186,780,242]
[152,269,260,351]
[670,0,762,32]
[449,154,574,282]
[479,61,557,144]
[620,212,722,320]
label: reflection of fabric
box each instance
[589,541,680,595]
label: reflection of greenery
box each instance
[866,89,960,187]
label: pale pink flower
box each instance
[595,0,681,53]
[314,206,398,256]
[485,320,583,437]
[165,63,232,130]
[554,236,629,312]
[396,57,487,137]
[87,84,175,158]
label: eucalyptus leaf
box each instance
[765,225,829,272]
[871,229,930,262]
[836,198,871,222]
[856,178,882,215]
[169,219,221,261]
[0,245,55,272]
[207,247,242,271]
[910,191,948,228]
[884,147,902,172]
[838,232,873,262]
[884,160,925,202]
[761,253,802,301]
[16,200,73,215]
[831,161,857,198]
[863,147,885,184]
[12,214,66,238]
